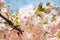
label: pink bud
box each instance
[45,6,51,14]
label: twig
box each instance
[0,13,23,34]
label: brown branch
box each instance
[0,13,23,34]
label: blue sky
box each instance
[6,0,60,13]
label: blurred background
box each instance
[6,0,60,13]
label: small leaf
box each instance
[36,13,42,17]
[35,9,41,14]
[43,19,48,24]
[46,2,50,6]
[35,2,43,13]
[41,8,47,13]
[57,31,60,39]
[51,14,56,21]
[8,5,10,9]
[5,13,9,18]
[35,7,47,14]
[14,17,18,25]
[16,10,19,16]
[38,2,43,9]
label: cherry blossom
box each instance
[45,6,52,14]
[57,8,60,16]
[56,21,60,29]
[0,0,60,40]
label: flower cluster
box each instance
[0,0,60,40]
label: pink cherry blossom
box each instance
[33,27,45,40]
[0,0,4,6]
[0,1,60,40]
[45,6,51,14]
[5,30,22,40]
[57,8,60,16]
[48,34,56,38]
[48,27,57,34]
[56,21,60,29]
[46,23,57,34]
[50,3,55,9]
[0,0,4,3]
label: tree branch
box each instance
[0,13,23,34]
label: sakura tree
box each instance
[0,0,60,40]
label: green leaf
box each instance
[6,13,9,18]
[43,19,48,24]
[57,31,60,39]
[51,14,56,21]
[40,8,47,13]
[46,2,50,6]
[8,5,10,9]
[35,2,43,13]
[14,17,18,25]
[16,10,19,16]
[35,8,47,14]
[35,2,47,14]
[38,2,43,9]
